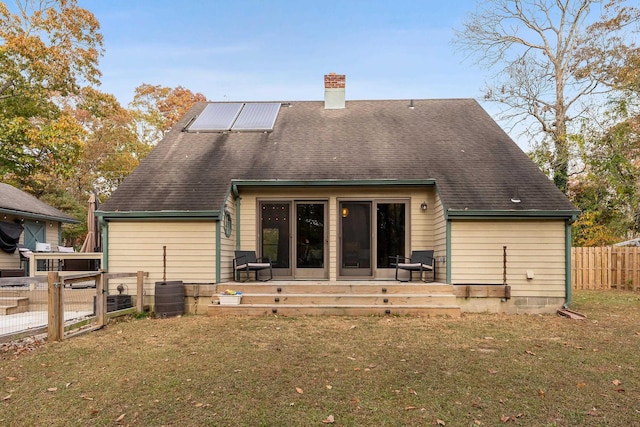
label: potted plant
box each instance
[218,289,242,305]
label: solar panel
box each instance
[188,103,243,131]
[232,103,281,131]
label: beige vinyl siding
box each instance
[238,186,436,280]
[450,220,566,297]
[46,221,61,248]
[108,221,216,294]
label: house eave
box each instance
[96,210,221,221]
[446,209,580,220]
[231,178,436,187]
[0,207,79,224]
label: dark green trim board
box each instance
[446,219,452,284]
[0,208,80,224]
[216,221,221,284]
[96,210,221,221]
[447,209,580,219]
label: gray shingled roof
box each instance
[100,99,577,215]
[0,183,78,222]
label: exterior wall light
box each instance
[341,207,349,218]
[420,201,428,211]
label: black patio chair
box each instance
[233,250,273,282]
[393,250,436,282]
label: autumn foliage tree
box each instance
[0,0,103,187]
[129,84,207,146]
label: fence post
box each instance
[95,271,106,327]
[47,271,63,342]
[136,271,144,312]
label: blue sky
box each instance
[81,1,515,141]
[83,1,483,102]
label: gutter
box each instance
[0,208,80,224]
[95,210,221,221]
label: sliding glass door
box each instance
[339,200,408,279]
[340,201,372,277]
[260,201,327,279]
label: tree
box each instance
[129,84,207,146]
[0,0,103,101]
[60,87,150,199]
[0,0,104,188]
[454,0,639,194]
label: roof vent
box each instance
[324,73,346,109]
[510,186,521,203]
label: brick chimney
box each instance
[324,72,346,109]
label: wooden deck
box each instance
[208,281,461,317]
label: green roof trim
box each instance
[231,179,436,187]
[96,210,221,221]
[446,209,580,220]
[0,207,80,224]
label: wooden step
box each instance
[219,293,458,305]
[208,304,461,317]
[216,283,455,294]
[0,297,29,315]
[208,282,461,317]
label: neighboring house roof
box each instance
[0,183,78,223]
[100,99,578,217]
[614,238,640,247]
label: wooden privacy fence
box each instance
[572,247,640,290]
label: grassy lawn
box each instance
[1,289,639,426]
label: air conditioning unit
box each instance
[35,242,51,252]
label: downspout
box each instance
[563,216,576,309]
[99,217,108,271]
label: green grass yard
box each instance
[1,289,639,426]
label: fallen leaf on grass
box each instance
[3,394,11,401]
[612,379,622,386]
[47,387,57,392]
[488,369,498,374]
[80,395,94,401]
[405,406,417,411]
[525,350,536,356]
[6,377,16,381]
[409,388,418,395]
[347,356,356,361]
[295,387,304,394]
[116,413,126,422]
[576,382,586,388]
[322,414,335,423]
[325,384,332,390]
[538,389,545,397]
